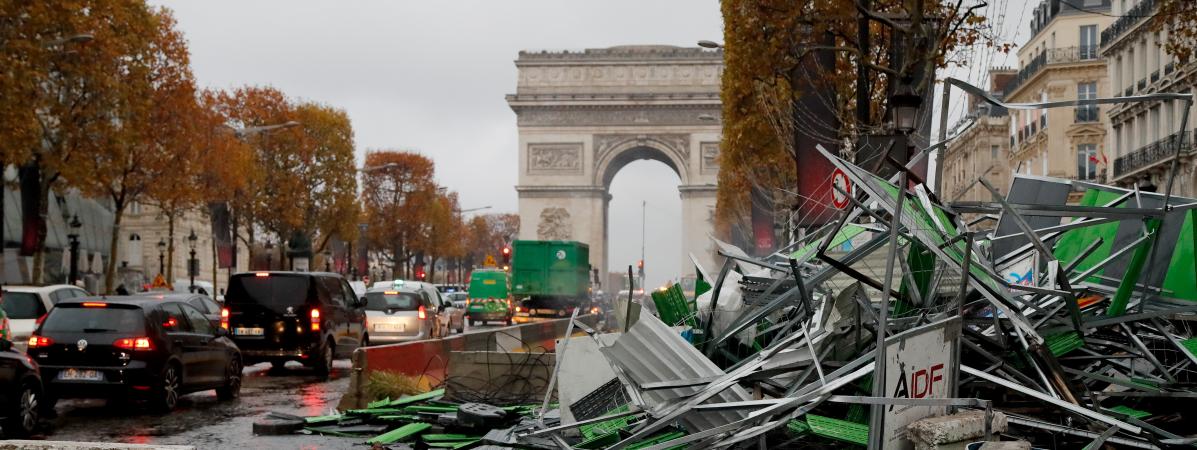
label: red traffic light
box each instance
[637,259,644,269]
[501,246,511,255]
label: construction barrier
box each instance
[338,315,597,409]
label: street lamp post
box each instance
[157,239,166,276]
[187,229,198,292]
[67,215,81,285]
[323,249,332,272]
[355,223,368,280]
[265,241,274,271]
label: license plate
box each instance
[234,327,264,336]
[374,323,404,332]
[58,368,103,381]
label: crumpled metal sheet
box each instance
[600,312,752,432]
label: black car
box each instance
[28,297,242,412]
[137,292,223,329]
[0,338,42,437]
[223,272,366,374]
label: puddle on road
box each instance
[36,360,353,448]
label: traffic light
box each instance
[501,245,511,264]
[416,266,426,280]
[637,259,645,277]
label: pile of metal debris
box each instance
[500,82,1197,449]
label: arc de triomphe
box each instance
[506,45,722,283]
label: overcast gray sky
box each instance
[154,0,1034,289]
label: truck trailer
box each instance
[510,240,591,316]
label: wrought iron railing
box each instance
[1114,130,1195,177]
[1101,0,1156,48]
[1003,47,1102,99]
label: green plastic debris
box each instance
[304,414,342,426]
[304,426,364,438]
[651,283,696,328]
[377,388,446,407]
[807,414,868,446]
[786,418,811,436]
[1181,337,1197,357]
[366,422,432,445]
[427,440,480,449]
[403,404,459,414]
[423,434,479,442]
[580,404,632,440]
[347,407,404,415]
[1045,331,1085,356]
[577,430,622,449]
[1105,405,1152,419]
[627,430,686,450]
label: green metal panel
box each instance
[1162,210,1197,301]
[1053,189,1123,284]
[511,240,590,297]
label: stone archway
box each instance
[507,45,723,285]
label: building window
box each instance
[1077,144,1098,180]
[1076,82,1098,122]
[1079,25,1097,60]
[991,145,999,159]
[130,201,141,215]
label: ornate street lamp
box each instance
[67,215,82,285]
[187,229,198,292]
[157,239,166,276]
[890,80,922,135]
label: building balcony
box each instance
[1075,106,1100,123]
[1113,130,1196,178]
[1003,47,1101,99]
[1101,0,1156,48]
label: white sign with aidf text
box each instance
[882,317,961,450]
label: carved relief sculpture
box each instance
[537,207,573,240]
[528,143,583,174]
[700,142,720,173]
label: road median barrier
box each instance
[338,315,597,410]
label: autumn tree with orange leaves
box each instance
[361,150,439,279]
[1,1,169,284]
[67,6,198,293]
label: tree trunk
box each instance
[104,205,125,294]
[166,212,175,282]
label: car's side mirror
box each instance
[214,327,230,338]
[0,339,12,352]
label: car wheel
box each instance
[3,381,39,437]
[469,318,477,327]
[309,339,334,376]
[151,363,181,413]
[216,355,242,400]
[270,361,288,371]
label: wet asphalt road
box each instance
[31,322,513,449]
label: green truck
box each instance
[466,269,512,326]
[511,240,592,316]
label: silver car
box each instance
[363,286,441,344]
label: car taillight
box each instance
[507,299,512,309]
[113,337,153,351]
[310,308,320,331]
[220,307,229,330]
[418,305,427,320]
[27,336,53,348]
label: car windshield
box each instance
[2,291,45,319]
[226,275,311,312]
[365,292,420,311]
[42,306,145,333]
